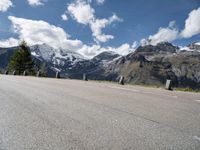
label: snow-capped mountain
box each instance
[30,44,85,72]
[92,51,121,67]
[30,44,55,62]
[179,41,200,52]
[0,41,200,89]
[188,42,200,51]
[30,44,84,64]
[29,44,121,77]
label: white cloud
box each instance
[181,7,200,38]
[27,0,47,6]
[141,21,179,46]
[87,0,105,5]
[5,16,82,50]
[100,42,137,56]
[0,37,19,47]
[0,16,134,58]
[67,0,95,25]
[78,42,137,59]
[90,14,122,42]
[67,0,122,43]
[77,44,101,58]
[61,14,68,21]
[96,0,105,5]
[0,0,13,12]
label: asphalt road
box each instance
[0,75,200,150]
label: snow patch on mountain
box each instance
[179,45,200,52]
[30,43,84,66]
[195,42,200,46]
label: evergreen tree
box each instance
[8,41,35,75]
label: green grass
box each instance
[174,87,200,93]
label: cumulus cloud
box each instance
[27,0,47,6]
[181,7,200,38]
[0,37,19,47]
[78,42,137,59]
[0,0,13,12]
[6,16,82,50]
[61,14,68,21]
[0,16,133,58]
[141,7,200,46]
[100,42,137,56]
[96,0,105,5]
[87,0,105,5]
[67,0,122,43]
[92,0,105,5]
[141,21,179,46]
[90,14,122,42]
[67,0,95,25]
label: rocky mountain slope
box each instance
[91,42,200,89]
[0,42,200,89]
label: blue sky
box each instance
[0,0,200,57]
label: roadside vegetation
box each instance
[174,88,200,93]
[7,41,36,75]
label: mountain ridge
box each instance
[0,41,200,89]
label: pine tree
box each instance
[8,41,35,75]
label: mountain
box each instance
[188,42,200,50]
[95,42,200,89]
[0,45,55,76]
[136,42,178,54]
[0,42,200,89]
[30,44,84,74]
[0,47,16,72]
[0,44,120,78]
[61,51,121,79]
[179,42,200,52]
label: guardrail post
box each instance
[23,71,27,76]
[13,71,16,75]
[165,79,172,90]
[37,71,40,77]
[4,70,8,75]
[83,73,88,81]
[119,76,125,85]
[56,72,60,78]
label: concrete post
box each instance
[119,76,125,85]
[23,71,27,76]
[56,72,60,79]
[4,70,8,75]
[13,71,16,75]
[165,79,172,90]
[83,73,88,81]
[37,71,40,77]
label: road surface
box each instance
[0,75,200,150]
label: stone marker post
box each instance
[13,71,17,76]
[37,71,40,77]
[4,70,8,75]
[56,72,60,79]
[13,71,16,75]
[23,71,27,76]
[83,73,88,81]
[165,79,172,90]
[119,76,125,85]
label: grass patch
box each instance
[174,87,200,93]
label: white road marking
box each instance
[195,100,200,103]
[109,86,178,98]
[193,136,200,142]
